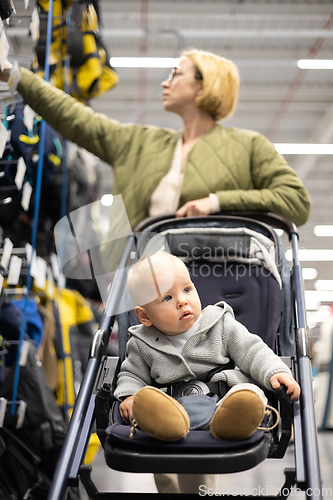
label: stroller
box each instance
[47,212,322,499]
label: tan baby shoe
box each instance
[131,386,190,441]
[210,383,267,441]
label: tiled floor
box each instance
[78,430,333,498]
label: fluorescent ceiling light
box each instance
[307,310,332,326]
[303,268,318,280]
[110,57,179,68]
[305,290,333,302]
[106,56,332,69]
[109,56,333,78]
[297,59,333,69]
[101,194,113,207]
[314,225,333,237]
[285,249,333,261]
[306,304,332,315]
[315,280,333,291]
[319,305,332,312]
[305,301,320,311]
[274,144,333,155]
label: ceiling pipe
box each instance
[265,14,333,141]
[5,27,333,38]
[138,0,149,124]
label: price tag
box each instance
[16,400,27,429]
[0,398,7,428]
[1,238,13,270]
[0,120,7,159]
[25,242,32,263]
[19,340,30,367]
[34,256,46,290]
[23,105,35,132]
[29,8,40,42]
[57,273,66,289]
[47,265,55,298]
[25,243,38,278]
[7,255,22,285]
[30,251,38,279]
[0,30,9,71]
[21,181,33,211]
[50,252,60,280]
[8,61,21,94]
[15,157,26,190]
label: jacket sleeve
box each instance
[215,133,311,226]
[16,68,137,166]
[113,337,154,400]
[221,311,292,391]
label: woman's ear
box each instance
[135,306,153,327]
[196,80,203,96]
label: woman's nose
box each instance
[161,78,170,88]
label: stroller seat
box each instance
[46,213,322,500]
[100,216,293,477]
[105,401,271,474]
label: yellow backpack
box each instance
[32,0,118,102]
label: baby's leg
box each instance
[131,386,190,441]
[210,383,267,440]
[178,473,218,494]
[154,473,218,494]
[154,473,180,493]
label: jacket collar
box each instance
[128,301,231,354]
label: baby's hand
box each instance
[270,372,300,401]
[119,395,134,424]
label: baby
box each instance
[114,251,300,441]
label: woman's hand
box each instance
[176,196,212,217]
[0,60,13,82]
[119,395,135,423]
[270,372,300,401]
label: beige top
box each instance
[148,135,220,217]
[148,135,184,217]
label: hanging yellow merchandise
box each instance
[32,0,118,102]
[48,286,101,464]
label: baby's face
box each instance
[141,259,202,335]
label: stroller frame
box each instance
[47,212,322,500]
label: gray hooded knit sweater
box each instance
[114,301,291,400]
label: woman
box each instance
[1,50,310,266]
[0,50,310,493]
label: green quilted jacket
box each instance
[17,68,310,266]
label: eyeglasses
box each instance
[167,66,203,83]
[168,67,181,82]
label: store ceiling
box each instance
[3,0,333,325]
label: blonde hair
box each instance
[181,48,240,122]
[127,252,187,307]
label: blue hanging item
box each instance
[2,102,63,188]
[1,101,63,237]
[11,0,55,414]
[13,299,44,348]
